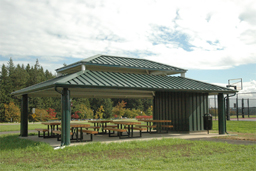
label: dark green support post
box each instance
[218,93,225,134]
[61,88,71,146]
[20,94,28,137]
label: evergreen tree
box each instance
[0,64,11,122]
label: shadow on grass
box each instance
[0,133,48,151]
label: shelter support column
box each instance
[20,94,28,137]
[218,93,225,134]
[61,88,71,146]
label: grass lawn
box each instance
[0,134,255,170]
[211,120,256,141]
[0,120,255,170]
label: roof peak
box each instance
[56,54,187,75]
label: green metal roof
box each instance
[12,70,237,97]
[55,54,187,75]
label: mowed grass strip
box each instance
[212,120,256,133]
[0,134,255,170]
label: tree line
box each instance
[0,58,152,122]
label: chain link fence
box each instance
[209,93,256,120]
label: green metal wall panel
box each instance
[153,91,209,132]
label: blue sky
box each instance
[0,0,255,98]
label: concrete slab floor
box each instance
[19,131,225,148]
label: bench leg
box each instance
[57,134,61,141]
[81,133,94,142]
[38,131,41,137]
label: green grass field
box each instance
[0,120,255,170]
[0,134,255,170]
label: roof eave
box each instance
[54,83,237,94]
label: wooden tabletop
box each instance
[41,122,61,125]
[88,120,112,123]
[70,123,91,128]
[138,120,172,123]
[112,121,141,125]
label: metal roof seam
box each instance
[74,76,89,85]
[108,72,132,87]
[107,72,133,87]
[148,75,166,88]
[115,72,136,87]
[120,72,142,88]
[90,71,112,86]
[103,72,125,87]
[85,72,105,86]
[78,74,95,85]
[129,73,153,88]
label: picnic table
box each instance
[88,120,115,134]
[137,120,173,133]
[70,123,91,142]
[41,122,61,137]
[110,121,143,138]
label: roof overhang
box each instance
[12,70,237,98]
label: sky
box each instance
[0,0,255,101]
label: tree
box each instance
[112,100,127,118]
[0,64,11,122]
[46,108,57,120]
[145,106,153,116]
[33,108,50,122]
[75,104,93,119]
[95,105,104,119]
[71,111,80,119]
[89,98,113,118]
[4,102,20,122]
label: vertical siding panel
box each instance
[171,92,176,131]
[187,93,193,131]
[193,94,196,131]
[176,92,179,131]
[169,92,173,131]
[196,94,200,131]
[200,95,204,130]
[165,92,169,128]
[179,92,183,131]
[163,92,166,121]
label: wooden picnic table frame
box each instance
[41,122,60,137]
[70,123,91,142]
[88,120,113,134]
[112,121,142,138]
[137,120,172,133]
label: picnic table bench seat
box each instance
[104,127,127,138]
[35,128,49,138]
[81,130,98,142]
[134,125,157,133]
[133,127,147,131]
[161,125,174,128]
[104,125,118,128]
[135,125,156,128]
[104,127,127,132]
[85,126,100,130]
[52,130,73,141]
[161,125,174,133]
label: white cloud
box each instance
[0,0,255,71]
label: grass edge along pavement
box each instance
[0,134,255,170]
